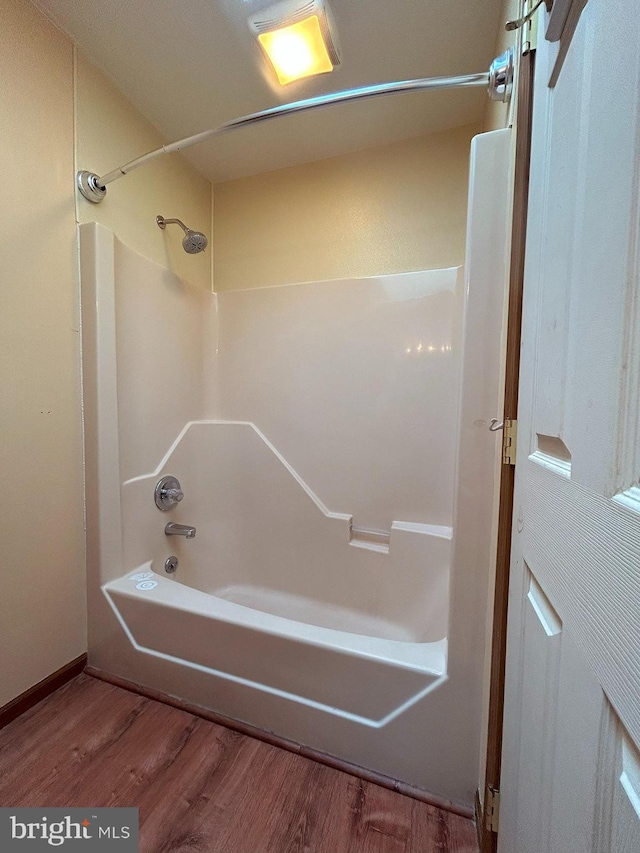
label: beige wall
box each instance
[75,53,212,291]
[213,124,479,291]
[0,0,212,707]
[0,0,86,707]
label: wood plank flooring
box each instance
[0,674,478,853]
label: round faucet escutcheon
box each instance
[155,475,184,510]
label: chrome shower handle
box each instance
[155,475,185,510]
[164,487,184,502]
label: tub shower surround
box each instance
[80,128,510,809]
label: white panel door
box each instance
[499,1,640,850]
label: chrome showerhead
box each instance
[156,215,208,254]
[182,229,208,254]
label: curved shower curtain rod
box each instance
[77,49,513,203]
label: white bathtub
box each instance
[104,557,447,725]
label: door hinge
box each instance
[502,418,517,465]
[485,784,500,833]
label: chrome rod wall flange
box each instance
[77,170,107,204]
[488,49,514,102]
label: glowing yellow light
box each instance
[258,16,335,85]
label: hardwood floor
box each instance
[0,674,478,853]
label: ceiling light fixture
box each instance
[258,16,332,85]
[249,0,340,85]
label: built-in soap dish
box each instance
[349,526,390,554]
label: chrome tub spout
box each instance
[165,522,196,539]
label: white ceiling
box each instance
[33,0,504,182]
